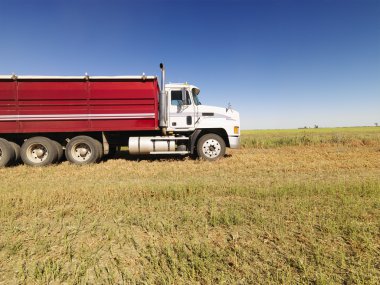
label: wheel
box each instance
[51,140,64,163]
[9,141,21,165]
[65,136,102,165]
[196,133,226,161]
[21,137,58,167]
[0,138,15,167]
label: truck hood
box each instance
[197,105,240,121]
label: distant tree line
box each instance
[299,124,379,129]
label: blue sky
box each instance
[0,0,379,129]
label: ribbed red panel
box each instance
[0,79,159,134]
[0,81,18,132]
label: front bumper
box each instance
[228,136,240,149]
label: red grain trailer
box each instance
[0,76,159,133]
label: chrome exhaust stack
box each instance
[159,63,168,134]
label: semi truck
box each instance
[0,64,240,167]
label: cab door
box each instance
[168,88,195,131]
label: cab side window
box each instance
[171,90,191,106]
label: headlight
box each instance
[234,126,239,134]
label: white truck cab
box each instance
[166,83,240,151]
[129,64,240,161]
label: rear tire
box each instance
[9,141,21,165]
[51,140,64,163]
[0,138,15,167]
[21,137,58,167]
[196,133,226,161]
[65,136,102,165]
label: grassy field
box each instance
[0,127,379,284]
[242,126,380,148]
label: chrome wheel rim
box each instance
[202,139,222,159]
[71,142,92,162]
[26,144,48,163]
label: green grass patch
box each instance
[241,127,380,148]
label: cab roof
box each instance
[165,83,200,94]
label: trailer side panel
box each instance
[0,81,18,133]
[0,78,159,134]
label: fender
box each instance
[189,129,202,154]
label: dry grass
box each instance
[0,127,380,284]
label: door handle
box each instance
[186,116,192,125]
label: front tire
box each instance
[21,137,58,167]
[196,133,226,161]
[0,138,15,167]
[65,136,102,165]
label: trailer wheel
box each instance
[21,137,58,167]
[9,141,21,165]
[0,138,15,167]
[65,136,102,165]
[51,140,64,163]
[196,133,226,161]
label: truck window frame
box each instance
[170,90,192,106]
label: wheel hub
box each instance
[79,148,88,157]
[34,149,45,158]
[72,143,92,161]
[27,143,48,162]
[202,139,221,158]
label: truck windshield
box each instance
[192,90,201,105]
